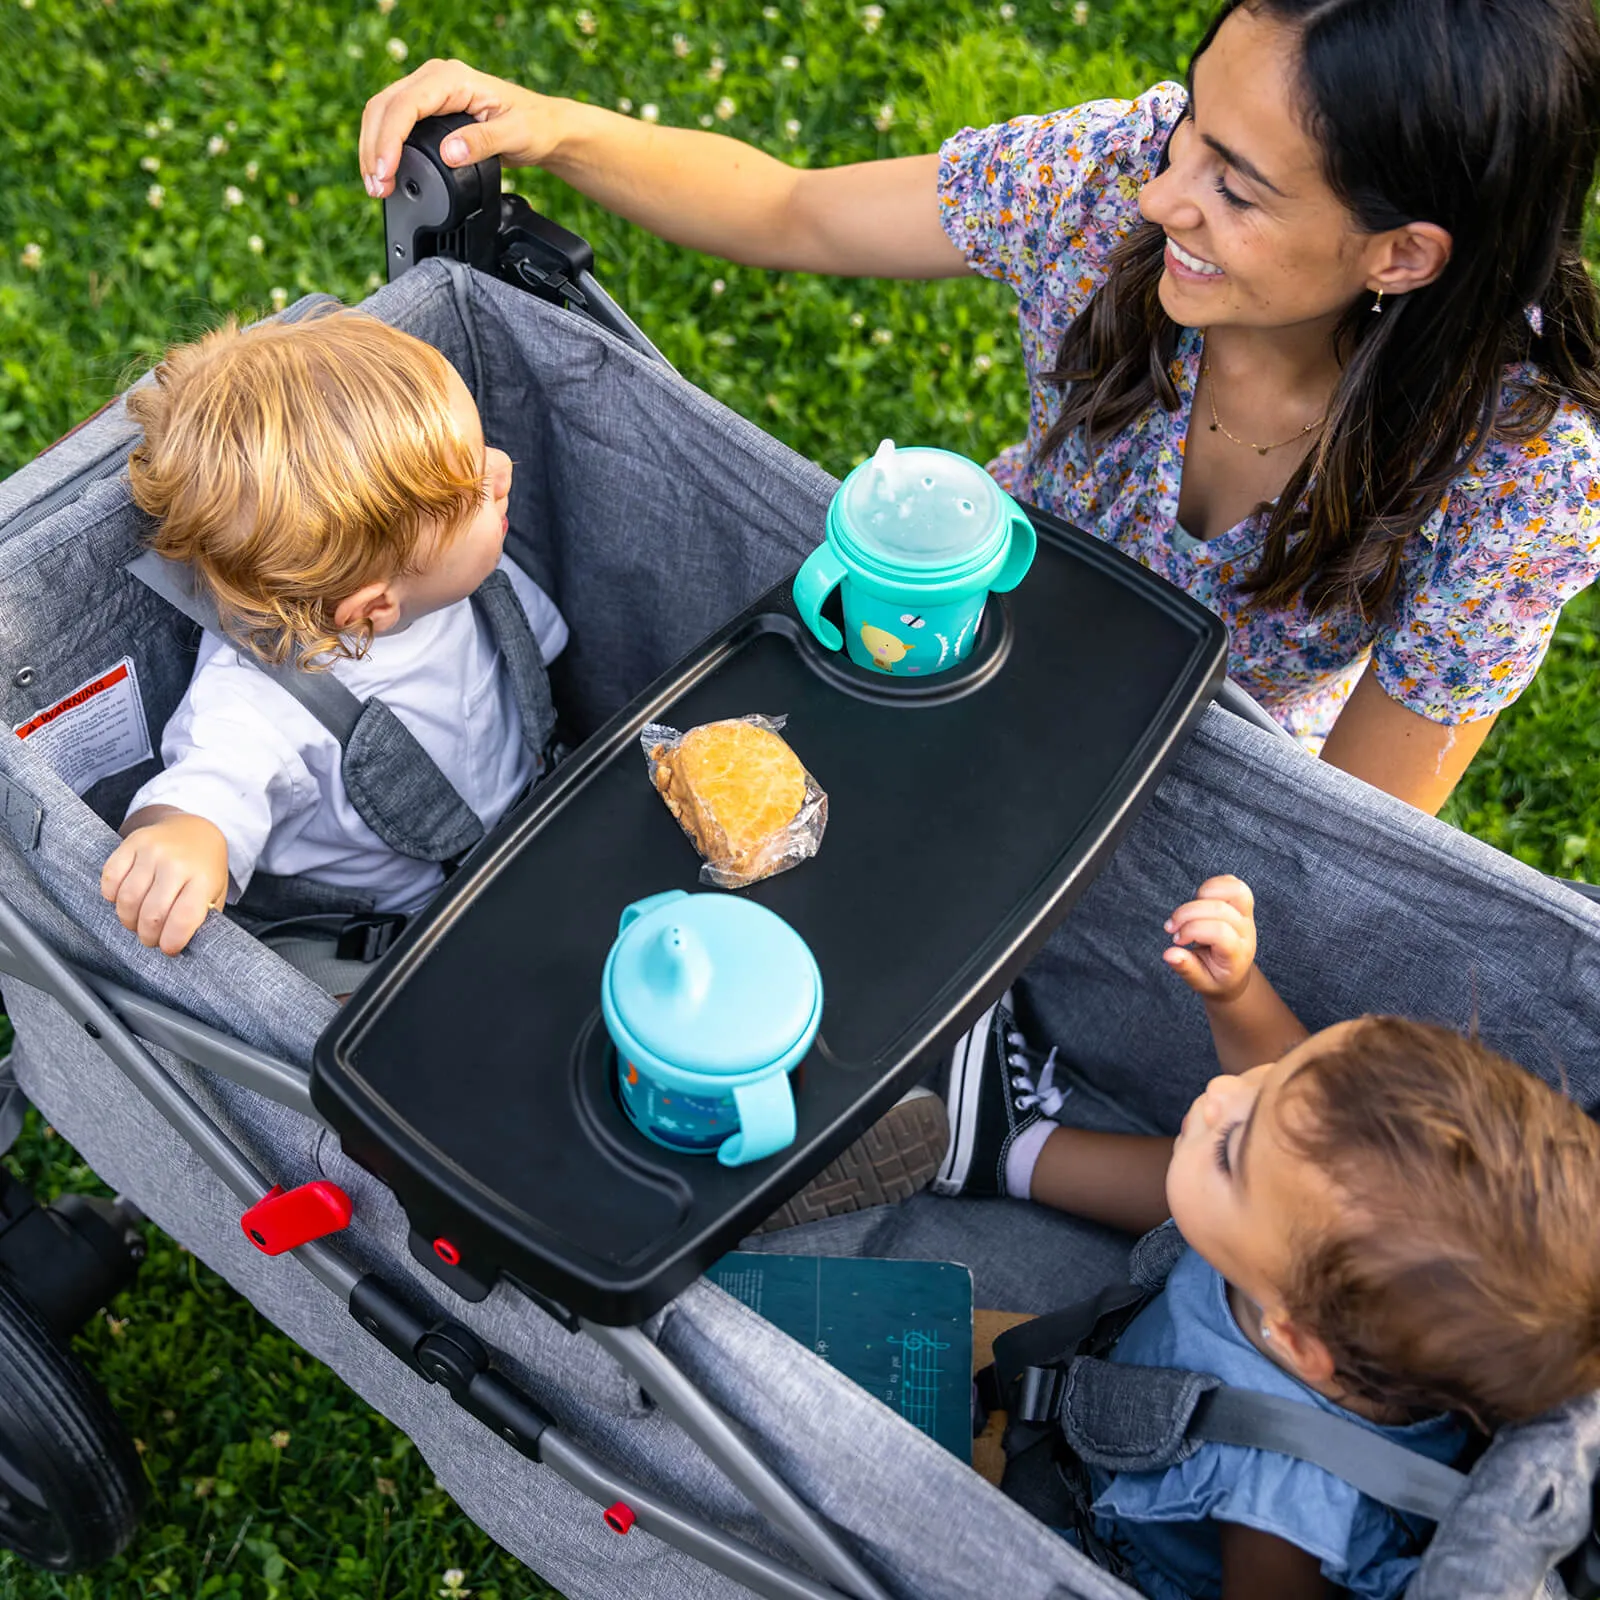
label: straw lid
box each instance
[603,891,822,1078]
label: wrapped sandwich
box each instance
[642,715,828,888]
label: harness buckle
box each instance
[1015,1364,1068,1425]
[335,912,406,963]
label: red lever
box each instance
[240,1182,353,1255]
[603,1501,636,1535]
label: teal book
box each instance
[707,1253,973,1463]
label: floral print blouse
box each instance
[937,82,1600,748]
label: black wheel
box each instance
[0,1270,145,1570]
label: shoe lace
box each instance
[1007,1031,1071,1117]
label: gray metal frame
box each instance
[0,890,885,1600]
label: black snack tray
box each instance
[312,510,1227,1324]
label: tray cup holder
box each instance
[571,1014,696,1216]
[794,588,1012,706]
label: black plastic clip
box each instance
[1015,1364,1069,1426]
[348,1275,553,1461]
[335,912,405,964]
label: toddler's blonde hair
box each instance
[127,309,484,667]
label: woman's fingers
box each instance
[360,59,537,196]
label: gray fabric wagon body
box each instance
[1,258,1597,1599]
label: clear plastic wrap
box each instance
[641,714,828,888]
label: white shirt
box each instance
[127,556,568,917]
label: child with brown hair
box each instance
[939,876,1600,1600]
[101,310,567,955]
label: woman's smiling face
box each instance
[1137,6,1380,333]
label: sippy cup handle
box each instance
[618,889,689,934]
[791,545,848,653]
[719,1071,797,1167]
[989,509,1037,594]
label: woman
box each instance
[360,0,1600,812]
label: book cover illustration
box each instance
[708,1252,973,1462]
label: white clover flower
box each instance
[439,1571,471,1598]
[367,272,383,290]
[346,42,365,58]
[226,119,237,133]
[973,352,994,372]
[672,32,690,57]
[144,122,160,140]
[706,55,724,82]
[780,53,798,70]
[698,113,713,127]
[269,1430,290,1449]
[999,2,1015,17]
[140,154,161,172]
[641,102,660,122]
[207,135,228,157]
[192,1476,215,1497]
[248,234,264,253]
[19,242,43,270]
[19,0,35,10]
[386,37,408,61]
[158,114,173,131]
[762,4,779,15]
[848,311,865,328]
[378,0,396,10]
[270,287,288,310]
[871,327,893,345]
[245,160,259,181]
[714,96,735,120]
[860,4,883,32]
[617,96,632,112]
[1072,0,1089,22]
[146,183,165,208]
[783,116,801,139]
[222,185,244,208]
[576,8,596,34]
[711,278,725,295]
[872,102,895,131]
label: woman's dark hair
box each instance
[1039,0,1600,617]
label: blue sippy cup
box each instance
[601,890,823,1167]
[792,440,1036,676]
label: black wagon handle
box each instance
[383,111,672,368]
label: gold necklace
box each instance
[1201,351,1325,457]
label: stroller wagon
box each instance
[2,126,1600,1600]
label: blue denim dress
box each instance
[1087,1247,1470,1600]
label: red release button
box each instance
[240,1182,353,1255]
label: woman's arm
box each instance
[360,59,969,278]
[1318,669,1496,815]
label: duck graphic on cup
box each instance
[793,440,1036,676]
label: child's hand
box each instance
[1162,875,1258,1003]
[101,808,229,956]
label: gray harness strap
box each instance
[1059,1354,1469,1525]
[128,549,363,742]
[1189,1383,1468,1523]
[126,550,558,865]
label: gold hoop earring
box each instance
[1371,288,1385,315]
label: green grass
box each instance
[1,0,1598,1595]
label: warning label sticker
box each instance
[13,657,154,795]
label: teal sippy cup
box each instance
[602,890,823,1167]
[792,440,1036,676]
